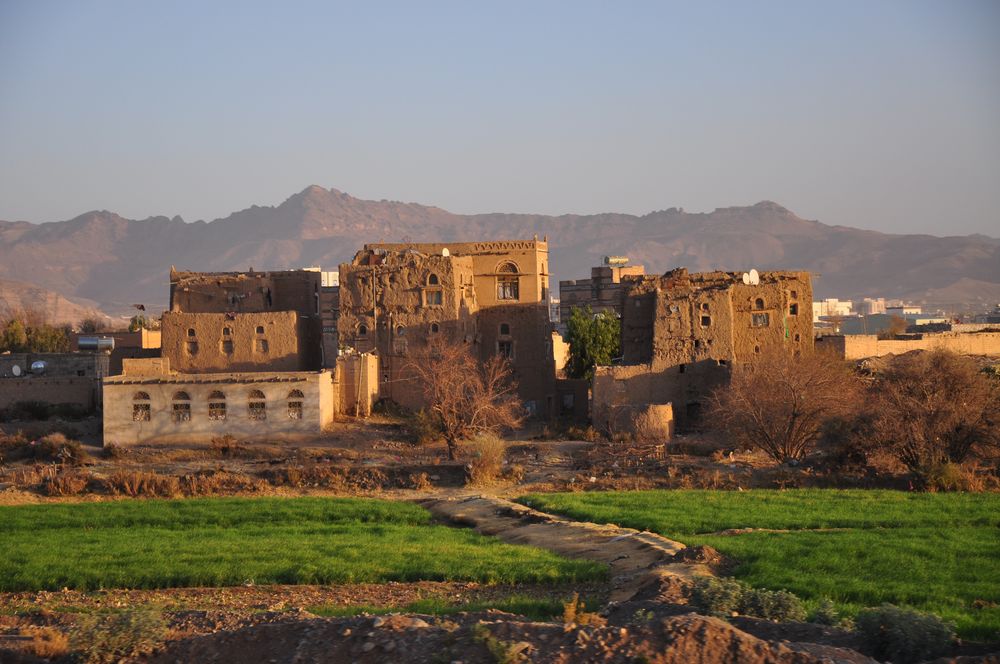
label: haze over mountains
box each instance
[1,185,998,318]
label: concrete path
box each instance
[419,494,710,603]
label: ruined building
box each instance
[592,268,813,434]
[339,239,559,416]
[166,268,324,371]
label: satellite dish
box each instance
[11,364,21,377]
[749,269,760,286]
[441,247,450,257]
[742,272,751,285]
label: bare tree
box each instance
[708,348,863,463]
[408,339,524,460]
[878,314,909,340]
[868,350,1000,481]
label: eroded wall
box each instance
[817,332,1000,359]
[161,311,321,373]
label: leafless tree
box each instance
[868,350,1000,480]
[407,339,524,460]
[877,314,909,340]
[708,347,863,463]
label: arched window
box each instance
[287,389,304,420]
[171,391,191,423]
[358,323,368,338]
[430,322,440,334]
[248,389,266,421]
[700,302,710,312]
[499,323,511,336]
[754,298,765,310]
[132,392,151,422]
[497,262,519,274]
[187,328,196,337]
[427,273,439,286]
[255,325,265,334]
[396,325,406,336]
[496,262,519,301]
[208,390,226,421]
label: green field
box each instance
[0,497,605,591]
[520,490,1000,639]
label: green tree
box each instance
[129,314,149,332]
[25,324,70,353]
[565,305,621,381]
[0,319,28,352]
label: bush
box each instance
[408,409,443,445]
[466,432,508,486]
[72,606,168,663]
[211,434,241,457]
[180,470,267,495]
[856,604,954,663]
[811,598,839,626]
[0,431,88,465]
[20,625,69,659]
[687,577,806,622]
[104,471,180,497]
[44,471,91,496]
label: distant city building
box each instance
[559,257,645,327]
[887,305,922,316]
[856,298,886,316]
[812,298,853,322]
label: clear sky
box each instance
[0,1,998,236]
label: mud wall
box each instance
[170,269,321,316]
[477,304,557,418]
[161,311,321,373]
[818,332,1000,359]
[0,353,110,379]
[0,377,97,410]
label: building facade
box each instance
[593,268,814,431]
[559,259,645,327]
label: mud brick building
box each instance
[339,239,559,416]
[167,268,324,370]
[593,267,813,433]
[0,352,111,412]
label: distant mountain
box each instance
[1,186,997,315]
[0,278,107,326]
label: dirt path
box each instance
[419,494,712,603]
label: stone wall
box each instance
[160,311,321,373]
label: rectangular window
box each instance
[209,403,227,421]
[498,340,514,359]
[700,315,711,327]
[249,402,267,421]
[497,276,519,301]
[172,403,191,423]
[789,303,799,316]
[424,289,443,306]
[255,338,269,353]
[287,402,303,420]
[133,404,150,422]
[751,313,770,328]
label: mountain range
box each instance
[1,185,998,319]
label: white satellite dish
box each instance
[742,272,751,285]
[749,269,760,285]
[441,247,450,257]
[11,364,21,377]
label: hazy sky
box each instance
[1,1,998,236]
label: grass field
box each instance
[520,489,1000,639]
[0,497,605,592]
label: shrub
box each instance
[104,471,180,497]
[44,471,91,496]
[181,470,266,495]
[466,432,508,486]
[408,409,443,445]
[1,431,88,465]
[20,625,69,659]
[72,606,168,664]
[868,350,1000,487]
[687,577,806,622]
[211,434,241,457]
[811,598,839,626]
[855,604,954,664]
[687,577,745,617]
